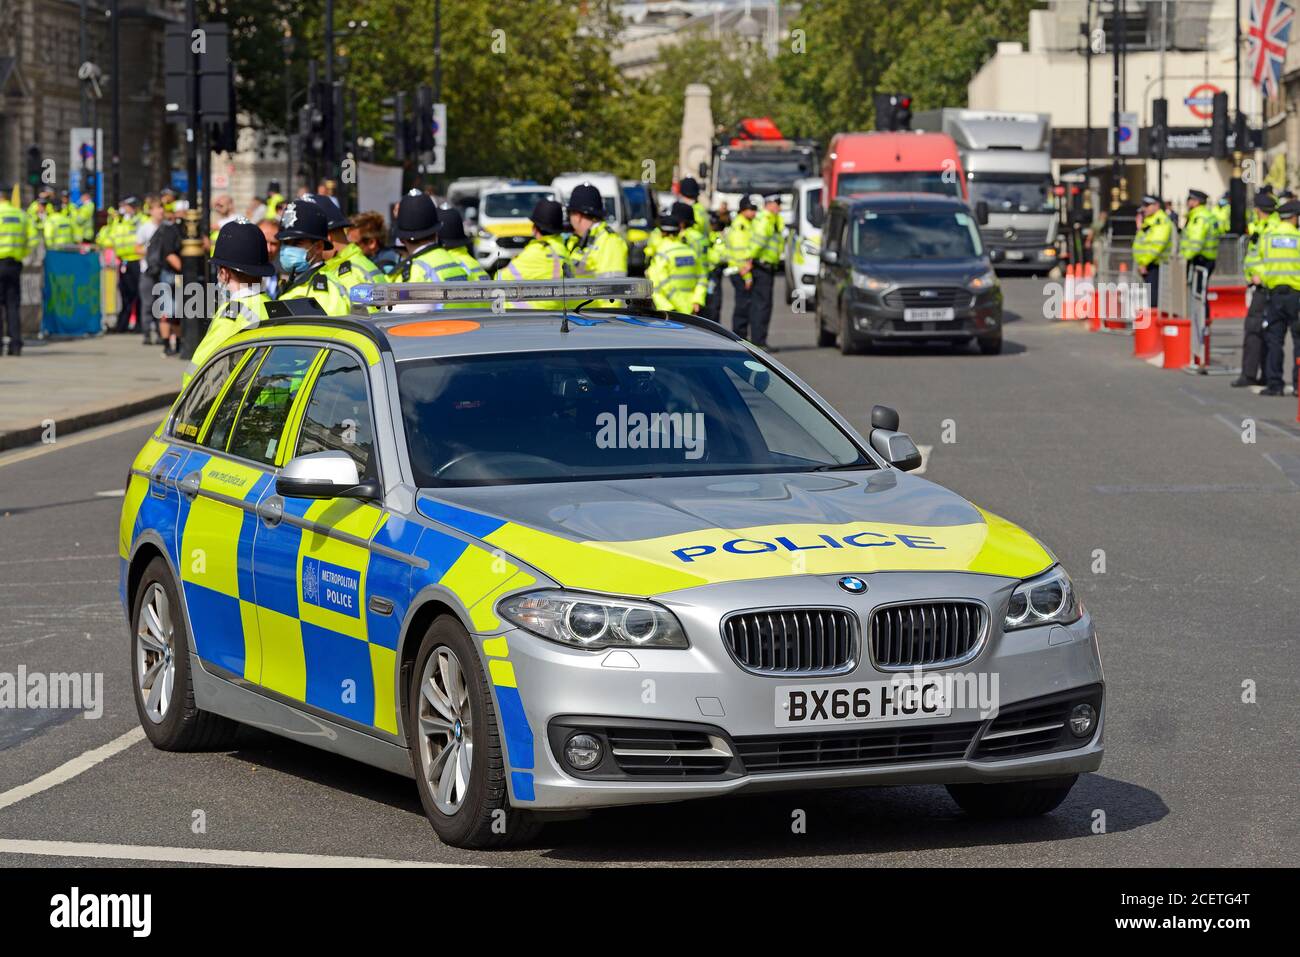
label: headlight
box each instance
[1003,566,1081,631]
[477,228,493,240]
[968,269,998,291]
[498,590,689,650]
[852,270,886,292]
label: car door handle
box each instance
[257,495,284,527]
[177,471,202,499]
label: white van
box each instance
[474,183,557,272]
[549,172,628,233]
[785,176,824,305]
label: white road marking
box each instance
[915,444,933,475]
[0,727,145,813]
[0,839,465,868]
[0,411,164,470]
[95,489,126,498]
[0,553,116,566]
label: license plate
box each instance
[1005,250,1025,261]
[903,307,954,322]
[775,677,951,727]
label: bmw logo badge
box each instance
[838,576,868,594]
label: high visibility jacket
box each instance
[111,213,143,261]
[277,263,351,315]
[1132,208,1173,267]
[43,209,77,248]
[1244,212,1281,282]
[496,235,573,310]
[1258,221,1300,291]
[0,200,32,262]
[183,292,271,387]
[1212,203,1231,235]
[646,237,706,313]
[722,215,757,269]
[570,221,627,307]
[266,193,285,219]
[324,243,383,295]
[446,245,490,280]
[398,244,471,283]
[74,199,96,242]
[1181,205,1220,261]
[752,209,785,267]
[689,201,711,243]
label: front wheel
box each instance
[946,774,1078,818]
[977,334,1003,355]
[407,615,541,848]
[838,307,863,355]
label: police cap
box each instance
[437,206,473,247]
[210,219,276,277]
[678,177,700,200]
[302,193,349,232]
[738,195,757,212]
[1254,193,1277,212]
[567,183,605,218]
[530,198,565,235]
[394,190,440,242]
[1140,194,1161,207]
[1279,199,1300,218]
[276,199,334,245]
[1188,189,1208,203]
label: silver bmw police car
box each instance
[119,279,1103,848]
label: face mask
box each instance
[279,245,310,274]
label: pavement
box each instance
[0,334,180,451]
[0,277,1296,867]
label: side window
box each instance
[295,350,378,482]
[824,209,844,256]
[201,347,266,453]
[225,346,321,465]
[172,349,245,443]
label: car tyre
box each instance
[130,556,239,751]
[977,335,1003,355]
[407,615,541,849]
[838,308,863,355]
[816,313,837,347]
[946,774,1078,818]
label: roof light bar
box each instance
[350,278,653,308]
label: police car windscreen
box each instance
[483,191,554,218]
[838,171,961,199]
[397,348,871,486]
[853,210,983,262]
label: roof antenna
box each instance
[560,274,570,333]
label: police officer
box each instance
[274,198,350,315]
[676,177,711,243]
[264,181,285,220]
[723,196,759,340]
[112,196,144,333]
[1213,194,1231,235]
[1132,194,1172,310]
[1235,192,1281,388]
[73,190,96,243]
[568,182,628,308]
[645,206,706,314]
[184,219,275,386]
[747,194,785,348]
[302,194,381,299]
[496,199,572,310]
[43,193,76,248]
[392,190,472,290]
[1259,198,1300,397]
[438,207,490,280]
[1181,189,1219,280]
[0,183,32,356]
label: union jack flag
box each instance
[1249,0,1295,100]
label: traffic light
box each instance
[25,145,42,188]
[382,91,414,161]
[873,93,913,132]
[1211,91,1229,158]
[1150,97,1168,160]
[415,85,434,152]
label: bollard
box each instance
[1133,308,1162,357]
[1160,316,1193,369]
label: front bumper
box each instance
[845,287,1003,343]
[494,572,1104,810]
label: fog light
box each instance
[564,732,603,771]
[1068,703,1097,738]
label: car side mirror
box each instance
[871,404,900,431]
[975,200,990,225]
[277,451,380,500]
[869,428,923,472]
[821,248,839,266]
